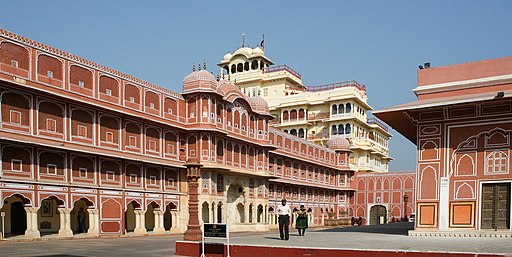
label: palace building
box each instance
[0,28,358,240]
[375,57,512,236]
[218,46,392,173]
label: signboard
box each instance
[201,223,230,257]
[203,223,227,238]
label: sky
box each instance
[1,1,511,171]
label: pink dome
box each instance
[249,96,270,115]
[182,70,217,94]
[327,136,350,151]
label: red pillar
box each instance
[183,157,203,241]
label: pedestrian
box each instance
[295,205,308,236]
[351,217,355,226]
[78,207,87,233]
[357,216,363,226]
[276,199,291,240]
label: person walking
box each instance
[276,199,291,240]
[295,205,308,236]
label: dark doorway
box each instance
[11,202,26,234]
[481,183,510,230]
[369,205,387,225]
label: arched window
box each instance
[283,110,289,121]
[237,63,243,72]
[251,60,258,70]
[339,104,344,114]
[231,64,236,74]
[331,125,337,135]
[216,140,224,157]
[338,124,344,135]
[486,150,508,174]
[331,105,337,115]
[244,62,249,71]
[290,110,297,120]
[346,103,352,113]
[345,123,351,134]
[283,130,289,133]
[298,128,305,138]
[290,129,297,136]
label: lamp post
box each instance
[403,194,409,221]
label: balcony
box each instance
[286,80,366,92]
[367,118,389,132]
[264,65,302,80]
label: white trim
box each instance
[413,74,512,93]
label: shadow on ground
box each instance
[316,222,414,235]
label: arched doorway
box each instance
[164,202,177,231]
[370,205,387,225]
[257,204,263,223]
[217,202,223,223]
[248,204,253,223]
[11,202,26,234]
[71,198,93,234]
[145,202,159,231]
[227,184,244,224]
[0,194,32,238]
[38,196,64,237]
[202,202,210,223]
[125,201,140,233]
[237,203,245,223]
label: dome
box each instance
[233,47,253,56]
[250,95,269,115]
[183,69,216,84]
[252,47,263,55]
[182,69,217,94]
[223,52,232,60]
[327,136,350,151]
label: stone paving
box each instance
[1,223,512,256]
[227,223,512,255]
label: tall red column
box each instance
[183,157,203,241]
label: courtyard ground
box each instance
[2,223,512,256]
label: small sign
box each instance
[204,223,227,238]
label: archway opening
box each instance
[369,205,387,225]
[71,198,93,234]
[38,196,64,237]
[202,202,210,223]
[257,204,263,223]
[145,202,159,231]
[164,202,177,231]
[125,201,140,233]
[0,195,29,237]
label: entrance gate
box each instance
[481,183,510,230]
[369,205,386,225]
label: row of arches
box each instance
[1,144,179,190]
[282,109,307,122]
[283,128,307,139]
[331,124,352,135]
[223,60,269,75]
[331,103,352,115]
[0,41,181,119]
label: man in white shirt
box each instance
[276,199,291,240]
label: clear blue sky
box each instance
[2,1,511,171]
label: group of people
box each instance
[276,199,308,240]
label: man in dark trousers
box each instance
[276,199,291,240]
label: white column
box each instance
[57,208,73,237]
[244,205,249,223]
[153,210,165,234]
[87,208,100,236]
[213,204,218,224]
[133,210,147,235]
[170,211,180,233]
[24,207,40,239]
[439,177,449,230]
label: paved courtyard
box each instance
[2,223,512,256]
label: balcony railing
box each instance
[367,118,389,132]
[264,65,302,80]
[287,80,366,93]
[307,112,330,121]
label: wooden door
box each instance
[481,183,510,230]
[370,205,386,225]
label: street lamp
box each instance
[403,194,409,220]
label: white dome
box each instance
[223,52,232,60]
[252,47,263,55]
[234,47,253,56]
